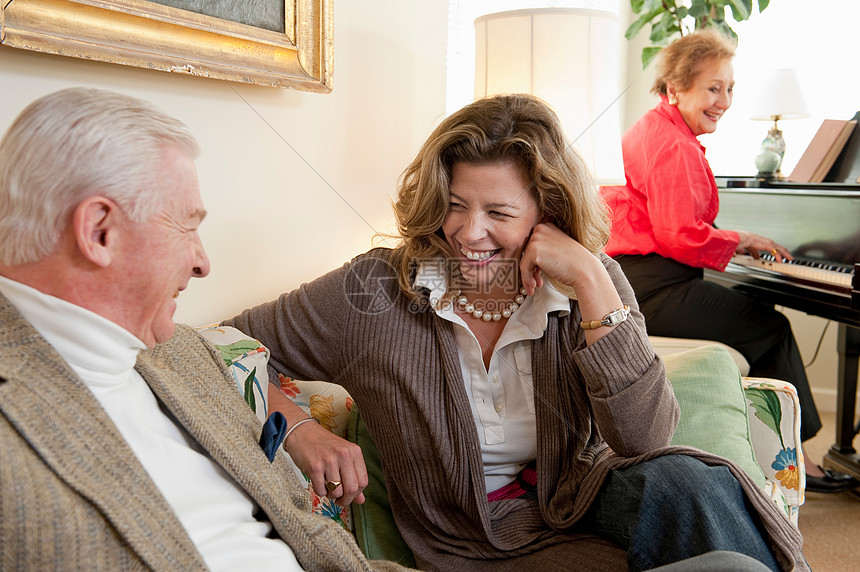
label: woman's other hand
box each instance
[284,421,368,507]
[735,230,793,262]
[268,383,367,507]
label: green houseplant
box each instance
[626,0,771,68]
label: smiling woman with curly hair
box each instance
[226,93,806,572]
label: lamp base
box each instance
[755,149,781,177]
[756,120,786,176]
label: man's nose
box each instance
[192,236,210,278]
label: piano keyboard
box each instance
[729,254,854,288]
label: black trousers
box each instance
[616,254,822,442]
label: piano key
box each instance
[730,254,854,288]
[758,252,854,274]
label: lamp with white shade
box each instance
[749,68,810,178]
[474,8,624,185]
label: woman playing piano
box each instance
[601,29,857,494]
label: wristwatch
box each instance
[580,305,630,330]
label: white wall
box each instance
[618,1,860,412]
[0,1,448,327]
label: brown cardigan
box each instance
[225,248,806,571]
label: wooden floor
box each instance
[797,410,860,572]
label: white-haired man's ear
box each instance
[72,196,119,268]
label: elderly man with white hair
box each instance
[0,87,405,572]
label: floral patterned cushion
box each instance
[197,325,270,424]
[273,373,355,531]
[197,325,353,532]
[743,377,805,525]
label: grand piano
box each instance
[706,175,860,479]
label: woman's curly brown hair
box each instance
[390,93,609,299]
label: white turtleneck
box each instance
[0,276,302,571]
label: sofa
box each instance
[197,325,805,565]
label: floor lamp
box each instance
[474,8,625,185]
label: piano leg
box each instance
[823,324,860,479]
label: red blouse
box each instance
[602,97,739,271]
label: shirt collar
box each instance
[0,275,145,375]
[657,95,707,154]
[412,259,450,309]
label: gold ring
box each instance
[325,480,342,492]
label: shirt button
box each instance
[492,375,500,383]
[495,404,503,412]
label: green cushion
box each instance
[348,406,415,567]
[664,345,767,487]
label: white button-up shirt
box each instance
[415,264,572,492]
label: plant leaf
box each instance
[651,11,681,42]
[744,387,784,449]
[688,0,710,19]
[214,340,263,365]
[244,367,257,412]
[625,8,663,40]
[641,46,662,69]
[728,0,752,21]
[712,19,737,40]
[629,0,760,70]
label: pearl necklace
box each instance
[455,288,527,322]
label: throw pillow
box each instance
[663,345,767,487]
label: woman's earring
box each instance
[668,95,678,106]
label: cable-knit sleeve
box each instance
[571,255,679,456]
[222,260,355,384]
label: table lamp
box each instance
[749,68,810,178]
[474,8,624,185]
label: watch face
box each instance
[606,310,623,326]
[605,306,630,326]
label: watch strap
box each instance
[580,305,630,330]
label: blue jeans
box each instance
[579,455,781,572]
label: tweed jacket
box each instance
[226,248,807,572]
[0,292,406,572]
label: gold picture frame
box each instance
[0,0,333,92]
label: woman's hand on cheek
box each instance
[520,222,589,295]
[521,222,625,344]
